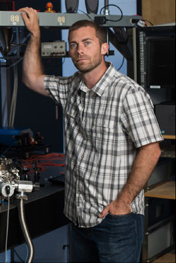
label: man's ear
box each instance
[101,42,109,55]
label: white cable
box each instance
[9,63,18,127]
[9,63,17,127]
[11,64,18,127]
[5,195,10,263]
[19,197,34,263]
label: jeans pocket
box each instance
[107,212,133,218]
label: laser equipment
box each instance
[0,157,40,263]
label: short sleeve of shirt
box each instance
[121,87,163,148]
[43,73,80,106]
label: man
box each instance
[20,7,163,262]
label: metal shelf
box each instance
[162,135,176,140]
[153,251,175,263]
[0,11,140,28]
[145,180,175,200]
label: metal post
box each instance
[132,27,137,82]
[104,0,109,15]
[104,0,109,55]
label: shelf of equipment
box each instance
[0,11,141,28]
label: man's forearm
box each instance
[118,142,161,206]
[19,7,47,95]
[99,142,161,217]
[23,32,43,87]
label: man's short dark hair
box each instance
[68,20,107,45]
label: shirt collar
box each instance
[78,62,116,96]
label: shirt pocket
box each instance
[91,117,116,137]
[88,118,116,152]
[65,102,82,128]
[95,117,115,129]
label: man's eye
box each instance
[85,41,91,45]
[70,43,77,48]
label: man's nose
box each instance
[77,43,84,54]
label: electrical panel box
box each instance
[41,41,67,57]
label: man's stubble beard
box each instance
[73,55,102,74]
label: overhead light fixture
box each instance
[65,0,79,13]
[85,0,99,14]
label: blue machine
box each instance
[0,127,33,145]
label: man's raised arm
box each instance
[19,7,48,96]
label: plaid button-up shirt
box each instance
[44,63,163,228]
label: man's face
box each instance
[69,26,104,73]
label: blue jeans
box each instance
[71,213,143,263]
